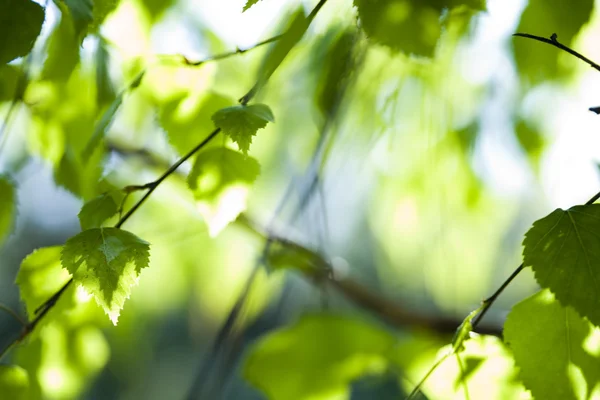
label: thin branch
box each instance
[513,32,600,72]
[158,34,284,67]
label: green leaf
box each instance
[523,204,600,326]
[514,0,594,83]
[242,0,261,12]
[313,27,357,119]
[0,0,45,64]
[451,305,483,352]
[82,93,123,160]
[90,0,120,32]
[61,227,150,324]
[15,246,71,318]
[62,0,93,38]
[0,176,16,245]
[95,37,116,108]
[212,104,274,154]
[159,91,232,155]
[54,144,104,200]
[78,193,119,230]
[0,365,30,400]
[0,65,22,102]
[504,289,600,400]
[252,9,309,96]
[41,3,81,82]
[354,0,485,57]
[188,148,260,235]
[243,313,397,400]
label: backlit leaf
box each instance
[15,246,71,318]
[244,313,397,400]
[78,192,119,230]
[0,365,30,400]
[0,176,16,245]
[0,0,45,64]
[523,204,600,326]
[82,93,122,160]
[188,147,260,236]
[504,289,600,400]
[212,104,274,154]
[61,228,150,324]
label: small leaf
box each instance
[62,0,93,38]
[242,0,261,12]
[504,289,600,400]
[523,204,600,326]
[41,3,81,82]
[0,365,30,400]
[212,104,274,154]
[188,148,260,235]
[61,228,150,324]
[0,176,16,245]
[90,0,120,32]
[78,193,119,230]
[244,313,397,400]
[451,305,483,353]
[0,0,45,64]
[15,246,70,318]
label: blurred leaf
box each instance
[244,313,397,400]
[212,104,274,154]
[354,0,485,57]
[0,0,44,64]
[0,365,30,400]
[82,93,122,160]
[243,0,261,12]
[453,356,484,390]
[90,0,120,32]
[514,0,594,83]
[314,27,357,119]
[0,175,16,245]
[61,227,150,324]
[0,65,22,101]
[252,8,310,97]
[78,192,119,230]
[188,148,260,236]
[41,3,81,82]
[95,37,116,107]
[159,91,232,155]
[523,204,600,326]
[451,305,482,352]
[139,0,175,21]
[515,118,545,168]
[61,0,93,38]
[15,246,71,318]
[53,144,104,200]
[504,289,600,400]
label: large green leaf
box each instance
[61,228,150,324]
[354,0,485,57]
[0,365,30,400]
[504,289,600,400]
[513,0,594,83]
[212,104,274,154]
[0,176,16,245]
[523,204,600,326]
[0,0,45,64]
[188,147,260,236]
[243,313,397,400]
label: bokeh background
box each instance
[2,0,600,398]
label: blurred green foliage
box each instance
[1,0,600,399]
